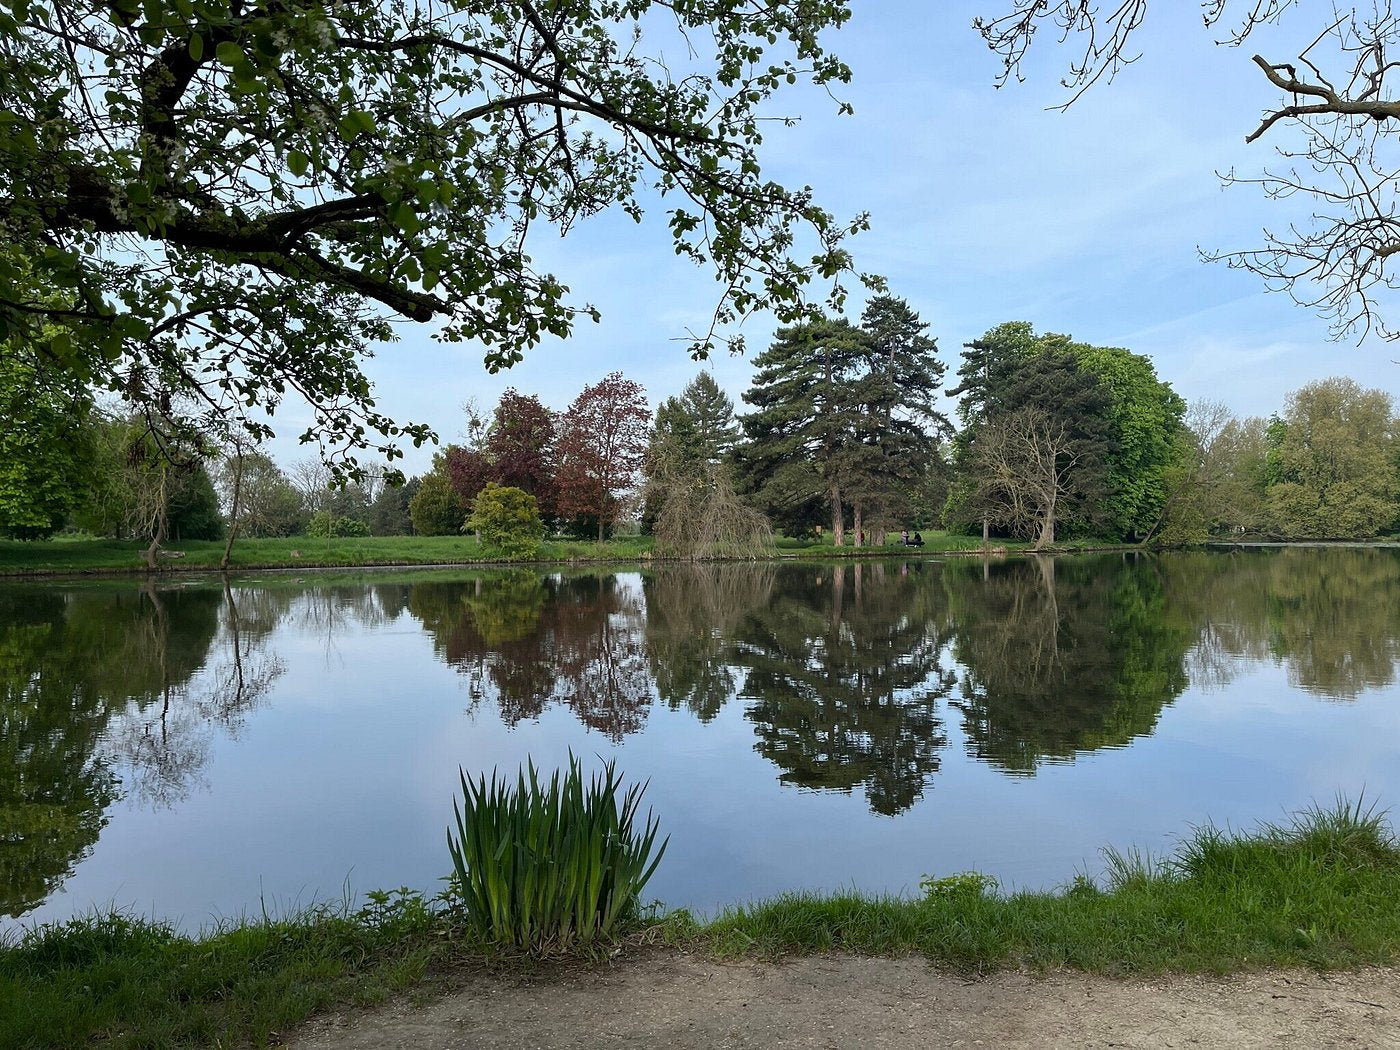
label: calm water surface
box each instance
[3,549,1399,933]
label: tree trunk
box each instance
[220,449,244,571]
[829,483,845,547]
[1034,502,1056,550]
[143,472,168,570]
[853,504,864,546]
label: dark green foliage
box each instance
[0,348,95,539]
[737,316,873,540]
[948,328,1116,544]
[165,463,225,541]
[736,299,948,542]
[948,322,1184,543]
[370,476,420,536]
[448,756,667,952]
[409,468,467,537]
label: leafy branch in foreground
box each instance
[448,755,667,952]
[0,1,868,478]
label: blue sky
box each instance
[273,2,1400,475]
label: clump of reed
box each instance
[447,755,667,953]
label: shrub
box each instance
[447,755,667,952]
[408,471,466,536]
[465,482,543,559]
[306,512,370,537]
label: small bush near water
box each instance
[448,756,667,952]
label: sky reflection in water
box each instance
[3,548,1399,932]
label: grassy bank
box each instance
[4,801,1399,1048]
[0,534,658,575]
[0,530,1051,577]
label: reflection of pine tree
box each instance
[734,562,954,815]
[643,565,776,722]
[946,554,1189,774]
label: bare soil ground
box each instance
[286,950,1400,1049]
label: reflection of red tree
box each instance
[431,576,652,741]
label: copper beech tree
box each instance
[0,1,866,478]
[555,372,650,541]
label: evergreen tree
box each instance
[737,316,871,545]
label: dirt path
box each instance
[286,951,1400,1049]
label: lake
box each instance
[3,548,1399,934]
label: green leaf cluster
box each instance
[465,483,544,560]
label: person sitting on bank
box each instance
[910,532,924,547]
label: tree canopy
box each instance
[0,0,864,476]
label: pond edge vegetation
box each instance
[0,531,1161,579]
[4,797,1400,1049]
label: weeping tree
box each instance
[652,468,773,560]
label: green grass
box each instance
[693,798,1400,974]
[0,533,659,575]
[5,800,1400,1047]
[0,529,1110,576]
[0,890,461,1050]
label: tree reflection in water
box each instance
[1166,548,1400,699]
[727,561,955,815]
[5,548,1399,919]
[410,571,651,740]
[943,553,1195,774]
[0,580,283,918]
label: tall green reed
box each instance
[447,755,667,952]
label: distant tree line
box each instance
[4,294,1400,551]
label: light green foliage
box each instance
[307,512,371,538]
[0,1,863,479]
[218,451,308,538]
[1266,377,1398,538]
[0,349,94,539]
[465,483,544,560]
[1071,343,1185,540]
[408,469,466,537]
[919,871,999,901]
[447,756,667,952]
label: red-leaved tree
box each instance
[486,389,558,521]
[443,445,492,507]
[556,373,651,540]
